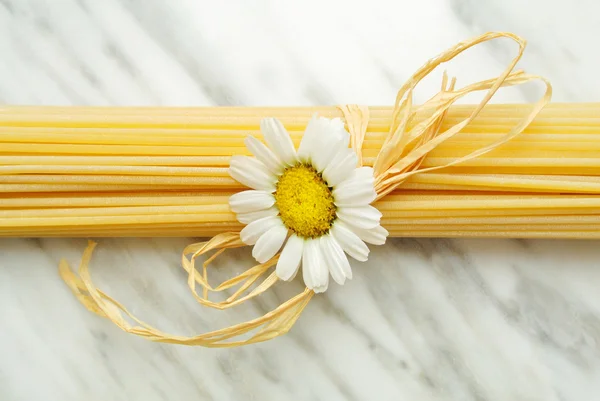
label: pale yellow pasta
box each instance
[1,104,599,238]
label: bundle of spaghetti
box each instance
[2,103,600,238]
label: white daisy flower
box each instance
[228,115,388,293]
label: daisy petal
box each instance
[335,166,374,189]
[276,234,304,281]
[261,118,298,166]
[322,148,358,187]
[354,166,375,180]
[353,225,389,245]
[312,143,346,174]
[312,126,349,173]
[328,117,349,144]
[297,116,350,172]
[330,221,370,262]
[337,205,382,230]
[334,185,377,207]
[302,239,329,293]
[236,206,279,224]
[252,224,288,264]
[244,135,284,175]
[339,121,351,148]
[320,235,352,285]
[297,115,320,163]
[229,190,275,214]
[333,166,376,206]
[240,216,281,245]
[229,155,276,191]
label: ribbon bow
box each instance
[61,32,551,347]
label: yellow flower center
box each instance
[274,164,336,238]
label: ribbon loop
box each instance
[60,237,313,347]
[370,32,552,199]
[182,232,279,310]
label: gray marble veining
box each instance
[1,1,600,400]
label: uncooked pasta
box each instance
[1,103,599,238]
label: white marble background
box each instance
[1,0,600,400]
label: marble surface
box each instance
[1,0,600,400]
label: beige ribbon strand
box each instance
[60,31,552,347]
[372,32,552,199]
[59,236,313,347]
[338,104,370,166]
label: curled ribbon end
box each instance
[61,233,314,347]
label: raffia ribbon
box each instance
[60,32,552,347]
